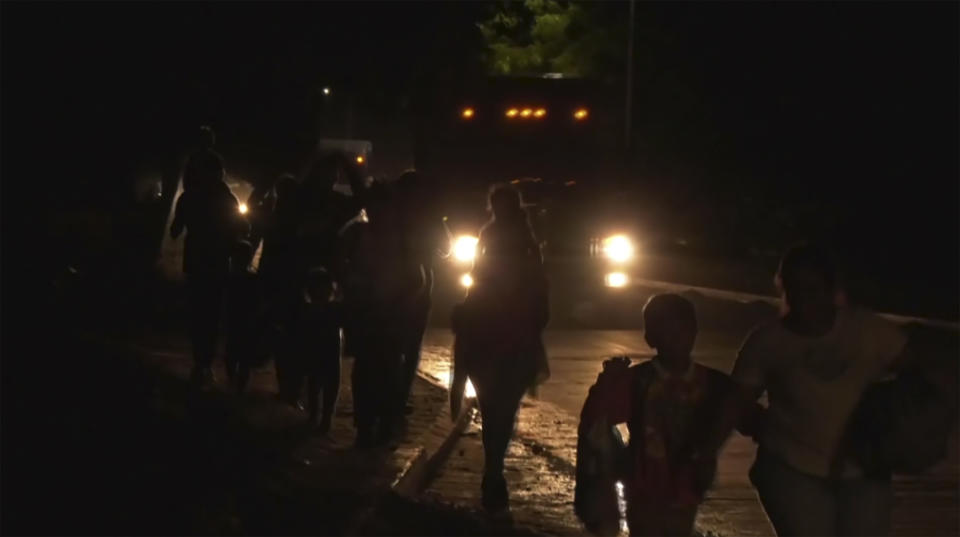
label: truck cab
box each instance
[415,76,644,327]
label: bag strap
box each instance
[627,361,656,474]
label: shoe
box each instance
[374,423,395,447]
[481,473,509,514]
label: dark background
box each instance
[2,1,957,316]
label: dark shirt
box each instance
[292,300,343,363]
[171,182,245,277]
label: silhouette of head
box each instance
[231,240,254,273]
[643,293,698,359]
[275,173,298,200]
[397,170,425,197]
[304,266,336,304]
[776,242,836,315]
[487,183,524,222]
[304,153,339,194]
[198,125,215,150]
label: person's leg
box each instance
[224,330,239,383]
[319,348,341,434]
[837,477,893,536]
[189,275,222,383]
[275,288,300,404]
[352,351,376,447]
[476,388,508,513]
[306,363,320,424]
[478,375,527,512]
[274,344,293,402]
[749,449,839,536]
[375,337,404,444]
[400,294,430,409]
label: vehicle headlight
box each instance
[238,203,249,215]
[602,234,634,263]
[460,273,474,288]
[605,272,629,288]
[452,235,479,263]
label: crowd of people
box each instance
[171,127,443,444]
[170,127,952,535]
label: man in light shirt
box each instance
[732,243,913,536]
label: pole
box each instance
[624,0,636,153]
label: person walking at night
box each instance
[224,240,262,394]
[257,174,304,406]
[170,148,247,388]
[450,183,549,515]
[282,266,344,434]
[732,243,921,536]
[340,181,423,447]
[394,170,445,415]
[576,294,755,536]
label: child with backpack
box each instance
[577,294,758,536]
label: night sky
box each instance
[2,1,957,310]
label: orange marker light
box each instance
[520,108,533,118]
[461,107,474,119]
[574,108,589,120]
[534,108,546,118]
[356,155,365,164]
[506,108,519,118]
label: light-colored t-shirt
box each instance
[732,307,908,478]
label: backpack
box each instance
[574,417,628,536]
[842,368,956,476]
[575,361,654,536]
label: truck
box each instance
[414,76,647,327]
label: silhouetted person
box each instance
[257,174,303,405]
[286,267,343,434]
[298,153,366,272]
[246,175,280,255]
[450,183,549,514]
[225,240,261,393]
[394,171,445,414]
[341,181,423,447]
[578,295,755,536]
[182,125,218,192]
[171,149,247,387]
[732,243,914,536]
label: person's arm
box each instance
[729,328,770,440]
[578,357,634,434]
[693,374,765,459]
[170,193,187,239]
[865,313,912,373]
[450,335,469,419]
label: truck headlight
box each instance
[452,235,479,263]
[602,235,634,263]
[605,272,629,288]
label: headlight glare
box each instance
[452,235,479,263]
[602,235,634,263]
